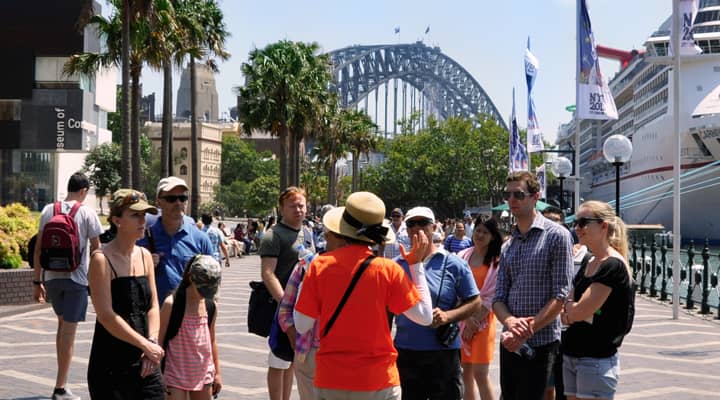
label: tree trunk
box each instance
[279,123,289,191]
[161,61,173,177]
[327,156,337,205]
[131,65,142,190]
[287,131,297,187]
[190,59,200,219]
[351,151,359,192]
[120,0,131,187]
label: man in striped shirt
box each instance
[492,171,573,400]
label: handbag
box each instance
[248,280,277,337]
[434,254,459,347]
[269,308,295,361]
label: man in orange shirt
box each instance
[294,192,433,400]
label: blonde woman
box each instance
[87,189,165,399]
[560,201,634,400]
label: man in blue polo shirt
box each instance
[138,176,212,301]
[394,206,481,400]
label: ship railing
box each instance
[630,237,720,318]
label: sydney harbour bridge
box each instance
[327,41,507,137]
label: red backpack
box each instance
[40,201,82,272]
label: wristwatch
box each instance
[32,280,42,286]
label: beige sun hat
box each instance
[322,191,396,245]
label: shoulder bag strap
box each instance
[322,255,376,338]
[433,254,449,309]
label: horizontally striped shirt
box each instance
[163,314,215,390]
[444,235,472,254]
[493,213,573,346]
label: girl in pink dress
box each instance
[159,255,222,400]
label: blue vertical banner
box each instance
[525,38,544,153]
[509,88,529,172]
[577,0,618,120]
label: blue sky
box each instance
[137,0,671,143]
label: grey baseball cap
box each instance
[188,255,222,299]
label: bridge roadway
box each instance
[1,255,719,399]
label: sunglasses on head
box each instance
[161,194,189,203]
[406,218,432,228]
[573,217,603,228]
[121,192,145,206]
[502,191,532,201]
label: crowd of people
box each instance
[30,170,633,400]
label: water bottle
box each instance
[515,343,536,360]
[297,244,314,270]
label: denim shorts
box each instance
[45,279,88,323]
[563,354,619,399]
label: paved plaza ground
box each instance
[1,254,719,399]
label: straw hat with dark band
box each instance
[322,192,395,245]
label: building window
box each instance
[180,165,187,175]
[0,150,55,211]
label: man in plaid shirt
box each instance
[492,171,573,400]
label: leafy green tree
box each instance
[364,115,509,218]
[236,40,333,191]
[220,136,277,185]
[82,142,122,214]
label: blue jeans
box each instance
[562,354,619,399]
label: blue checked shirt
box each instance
[493,213,573,346]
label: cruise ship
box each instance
[556,0,720,242]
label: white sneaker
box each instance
[52,388,80,400]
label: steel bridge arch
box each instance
[328,42,507,130]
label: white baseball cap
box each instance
[404,206,436,224]
[156,176,189,198]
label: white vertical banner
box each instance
[577,0,618,120]
[525,38,544,152]
[536,163,546,199]
[669,0,702,56]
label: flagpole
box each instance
[574,0,581,216]
[671,0,681,320]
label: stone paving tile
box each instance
[1,255,719,399]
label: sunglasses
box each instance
[121,192,144,206]
[161,194,189,203]
[573,217,603,228]
[502,191,533,201]
[406,218,432,228]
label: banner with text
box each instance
[525,40,544,152]
[509,88,529,173]
[577,0,618,120]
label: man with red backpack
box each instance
[32,172,103,400]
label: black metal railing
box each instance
[629,238,720,318]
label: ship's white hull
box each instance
[585,109,720,242]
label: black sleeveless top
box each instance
[87,249,164,399]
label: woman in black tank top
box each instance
[86,189,165,399]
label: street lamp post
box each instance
[552,156,573,214]
[603,134,634,216]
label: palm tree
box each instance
[344,110,378,192]
[178,0,229,218]
[314,104,351,205]
[66,0,153,189]
[236,40,333,191]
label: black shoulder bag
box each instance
[435,254,460,347]
[322,255,376,338]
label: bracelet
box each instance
[147,337,158,344]
[32,280,42,286]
